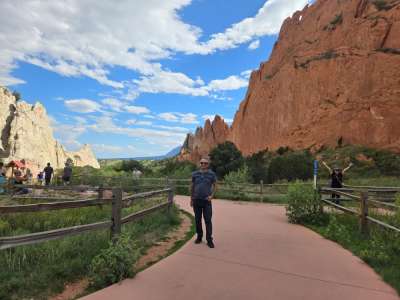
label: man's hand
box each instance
[207,196,212,202]
[190,198,194,207]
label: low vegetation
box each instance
[0,195,180,299]
[285,182,400,294]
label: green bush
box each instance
[224,165,250,184]
[267,151,313,183]
[89,234,141,289]
[210,142,244,179]
[325,216,351,244]
[245,150,269,183]
[286,182,324,224]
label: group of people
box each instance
[0,160,73,194]
[189,157,354,250]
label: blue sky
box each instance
[0,0,310,158]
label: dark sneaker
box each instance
[194,238,202,244]
[207,241,215,248]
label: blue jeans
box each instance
[193,202,213,242]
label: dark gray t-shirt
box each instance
[192,170,217,202]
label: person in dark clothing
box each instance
[62,163,72,185]
[190,157,217,248]
[43,163,54,186]
[322,161,353,204]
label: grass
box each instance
[308,213,400,294]
[0,196,180,300]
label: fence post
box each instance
[360,191,369,236]
[260,180,264,202]
[168,186,174,214]
[111,188,123,242]
[98,184,104,200]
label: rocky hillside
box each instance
[179,0,400,162]
[0,87,100,173]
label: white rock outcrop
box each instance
[0,87,100,173]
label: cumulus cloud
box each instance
[248,40,260,50]
[64,99,101,113]
[158,112,198,124]
[201,0,310,53]
[206,76,248,92]
[0,0,310,92]
[125,105,150,115]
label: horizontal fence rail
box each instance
[319,187,400,235]
[0,184,174,250]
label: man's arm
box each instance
[322,161,332,173]
[208,182,216,201]
[190,180,194,207]
[343,162,353,174]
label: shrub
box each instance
[286,182,324,224]
[245,150,269,183]
[325,216,351,244]
[210,142,244,179]
[89,234,141,289]
[267,151,314,183]
[224,165,250,185]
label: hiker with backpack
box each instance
[322,161,353,204]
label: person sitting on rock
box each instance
[43,163,54,186]
[322,161,353,204]
[13,167,29,194]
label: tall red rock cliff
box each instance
[180,0,400,162]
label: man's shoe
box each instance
[207,241,215,248]
[194,238,202,244]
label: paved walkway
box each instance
[81,196,399,300]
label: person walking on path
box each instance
[190,157,217,248]
[62,162,73,185]
[43,162,54,186]
[322,161,353,204]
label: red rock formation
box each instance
[179,115,230,163]
[179,0,400,162]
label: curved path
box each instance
[81,196,399,300]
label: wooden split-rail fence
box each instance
[319,185,400,235]
[0,183,174,250]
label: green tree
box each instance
[115,160,144,173]
[209,141,243,179]
[267,151,314,183]
[245,150,269,183]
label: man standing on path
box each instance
[190,157,217,248]
[44,162,54,186]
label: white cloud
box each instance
[136,121,152,126]
[201,0,310,53]
[101,98,125,112]
[124,105,150,115]
[92,144,136,155]
[158,112,198,124]
[134,70,208,97]
[88,116,186,148]
[64,99,101,113]
[0,0,310,91]
[248,40,260,50]
[177,113,199,124]
[206,75,248,92]
[158,112,179,122]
